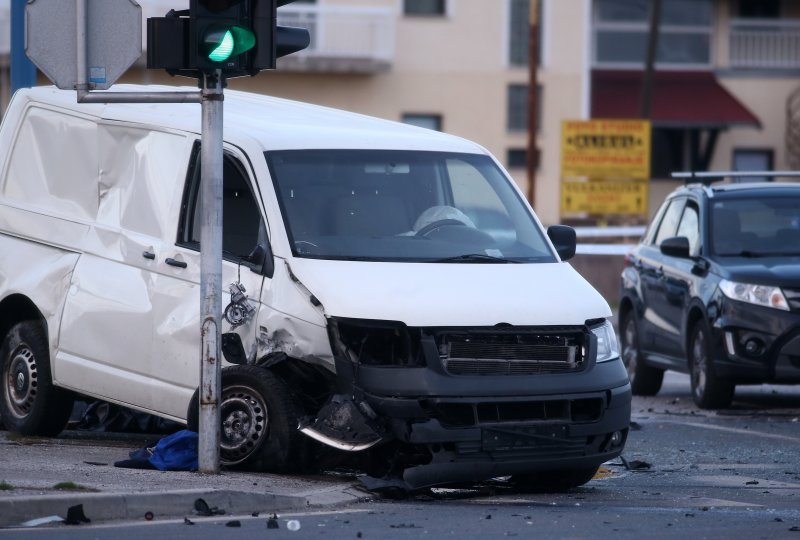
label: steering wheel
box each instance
[415,219,469,237]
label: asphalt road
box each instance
[3,372,800,539]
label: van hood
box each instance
[285,259,611,327]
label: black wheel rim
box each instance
[219,384,268,465]
[622,318,638,382]
[4,344,38,420]
[691,328,708,400]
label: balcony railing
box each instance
[277,4,395,73]
[730,18,800,70]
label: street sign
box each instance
[561,120,651,180]
[561,178,648,217]
[26,0,141,90]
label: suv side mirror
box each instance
[244,243,275,278]
[660,236,691,259]
[547,225,577,261]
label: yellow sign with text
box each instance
[561,179,649,216]
[561,120,651,180]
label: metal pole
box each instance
[11,0,37,92]
[76,0,87,93]
[198,70,224,474]
[526,0,540,208]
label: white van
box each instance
[0,86,630,491]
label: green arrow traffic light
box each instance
[202,25,256,63]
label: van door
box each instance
[56,126,191,414]
[145,142,267,419]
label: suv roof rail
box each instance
[672,170,800,185]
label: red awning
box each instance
[591,70,761,129]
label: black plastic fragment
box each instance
[63,504,91,525]
[184,517,195,525]
[226,520,242,527]
[193,498,225,516]
[267,514,280,529]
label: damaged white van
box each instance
[0,86,630,491]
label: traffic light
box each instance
[147,0,310,78]
[191,0,254,72]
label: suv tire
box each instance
[689,321,735,409]
[620,312,663,396]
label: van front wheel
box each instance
[187,365,309,472]
[1,321,73,436]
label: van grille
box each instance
[438,331,585,376]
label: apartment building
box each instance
[3,0,797,225]
[540,0,800,224]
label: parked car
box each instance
[619,178,800,408]
[0,86,630,491]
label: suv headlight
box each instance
[719,279,789,311]
[592,320,620,363]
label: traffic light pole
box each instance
[198,70,225,474]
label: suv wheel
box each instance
[689,321,735,409]
[620,312,663,395]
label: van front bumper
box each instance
[352,359,632,490]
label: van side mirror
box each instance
[547,225,577,261]
[660,236,691,259]
[244,243,275,278]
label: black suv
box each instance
[619,180,800,408]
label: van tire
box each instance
[186,365,309,472]
[0,321,73,436]
[512,466,599,492]
[620,312,663,395]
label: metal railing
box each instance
[278,4,395,70]
[730,18,800,69]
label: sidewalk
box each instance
[0,429,365,528]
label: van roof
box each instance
[17,85,486,155]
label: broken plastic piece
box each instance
[299,395,383,452]
[267,514,280,529]
[64,504,91,525]
[193,498,225,516]
[226,520,242,527]
[18,515,64,528]
[184,517,195,525]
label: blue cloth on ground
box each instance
[149,429,199,471]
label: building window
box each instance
[507,84,528,132]
[593,0,712,67]
[507,149,528,169]
[404,0,446,16]
[402,114,442,131]
[509,0,530,66]
[737,0,780,18]
[733,149,773,182]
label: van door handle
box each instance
[142,251,156,260]
[165,258,187,269]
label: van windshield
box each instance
[266,150,556,263]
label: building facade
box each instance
[3,0,797,226]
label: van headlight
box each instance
[592,320,620,363]
[719,279,789,311]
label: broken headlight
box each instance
[591,320,620,363]
[331,318,425,367]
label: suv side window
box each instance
[179,146,265,258]
[653,198,685,246]
[675,201,700,256]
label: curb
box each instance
[0,486,365,528]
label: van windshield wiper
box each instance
[432,253,518,263]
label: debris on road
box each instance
[64,504,91,525]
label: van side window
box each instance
[178,147,265,258]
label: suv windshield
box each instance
[712,196,800,257]
[267,150,555,263]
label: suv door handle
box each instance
[165,258,187,269]
[142,251,156,260]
